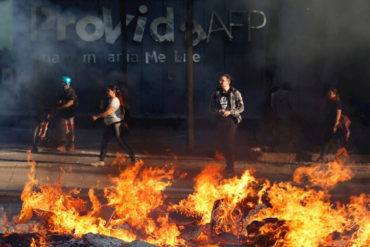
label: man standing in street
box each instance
[56,76,78,152]
[210,74,244,177]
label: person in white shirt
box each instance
[91,85,135,166]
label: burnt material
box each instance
[245,218,288,246]
[0,233,157,247]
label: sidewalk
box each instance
[1,125,370,163]
[0,124,369,204]
[0,147,369,196]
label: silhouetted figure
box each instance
[318,88,346,162]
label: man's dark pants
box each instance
[215,116,237,172]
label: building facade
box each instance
[1,0,370,123]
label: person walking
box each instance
[210,74,244,176]
[91,85,136,166]
[56,76,78,152]
[317,88,345,162]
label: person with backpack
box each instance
[317,88,350,162]
[56,76,78,152]
[91,84,136,166]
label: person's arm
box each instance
[229,90,244,115]
[333,109,342,133]
[58,89,76,110]
[92,106,115,121]
[209,92,219,114]
[58,100,73,110]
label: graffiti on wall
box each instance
[30,4,266,65]
[30,5,267,46]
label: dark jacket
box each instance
[58,87,78,119]
[210,86,245,124]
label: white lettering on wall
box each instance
[174,50,201,63]
[145,51,158,64]
[30,6,267,45]
[57,16,76,40]
[41,51,199,64]
[83,53,97,63]
[76,16,105,42]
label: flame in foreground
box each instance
[16,151,182,246]
[173,149,369,246]
[2,148,369,246]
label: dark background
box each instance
[0,0,370,153]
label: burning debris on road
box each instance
[0,233,157,247]
[0,149,369,246]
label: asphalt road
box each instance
[0,126,369,224]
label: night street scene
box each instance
[0,0,369,246]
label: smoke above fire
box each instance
[1,149,368,246]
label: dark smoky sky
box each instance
[274,0,370,115]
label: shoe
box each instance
[67,143,75,152]
[56,145,66,152]
[91,161,105,167]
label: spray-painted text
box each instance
[31,5,266,46]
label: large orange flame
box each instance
[15,152,185,246]
[3,149,368,246]
[171,164,264,227]
[294,148,354,190]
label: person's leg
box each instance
[212,117,223,157]
[319,142,329,162]
[99,125,114,161]
[319,126,332,162]
[335,128,346,151]
[215,117,227,157]
[56,118,67,152]
[112,123,136,163]
[224,117,237,173]
[66,117,75,151]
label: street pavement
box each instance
[0,126,369,204]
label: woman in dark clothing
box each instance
[318,88,344,161]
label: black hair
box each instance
[221,74,233,83]
[328,87,340,100]
[107,84,118,95]
[107,84,125,114]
